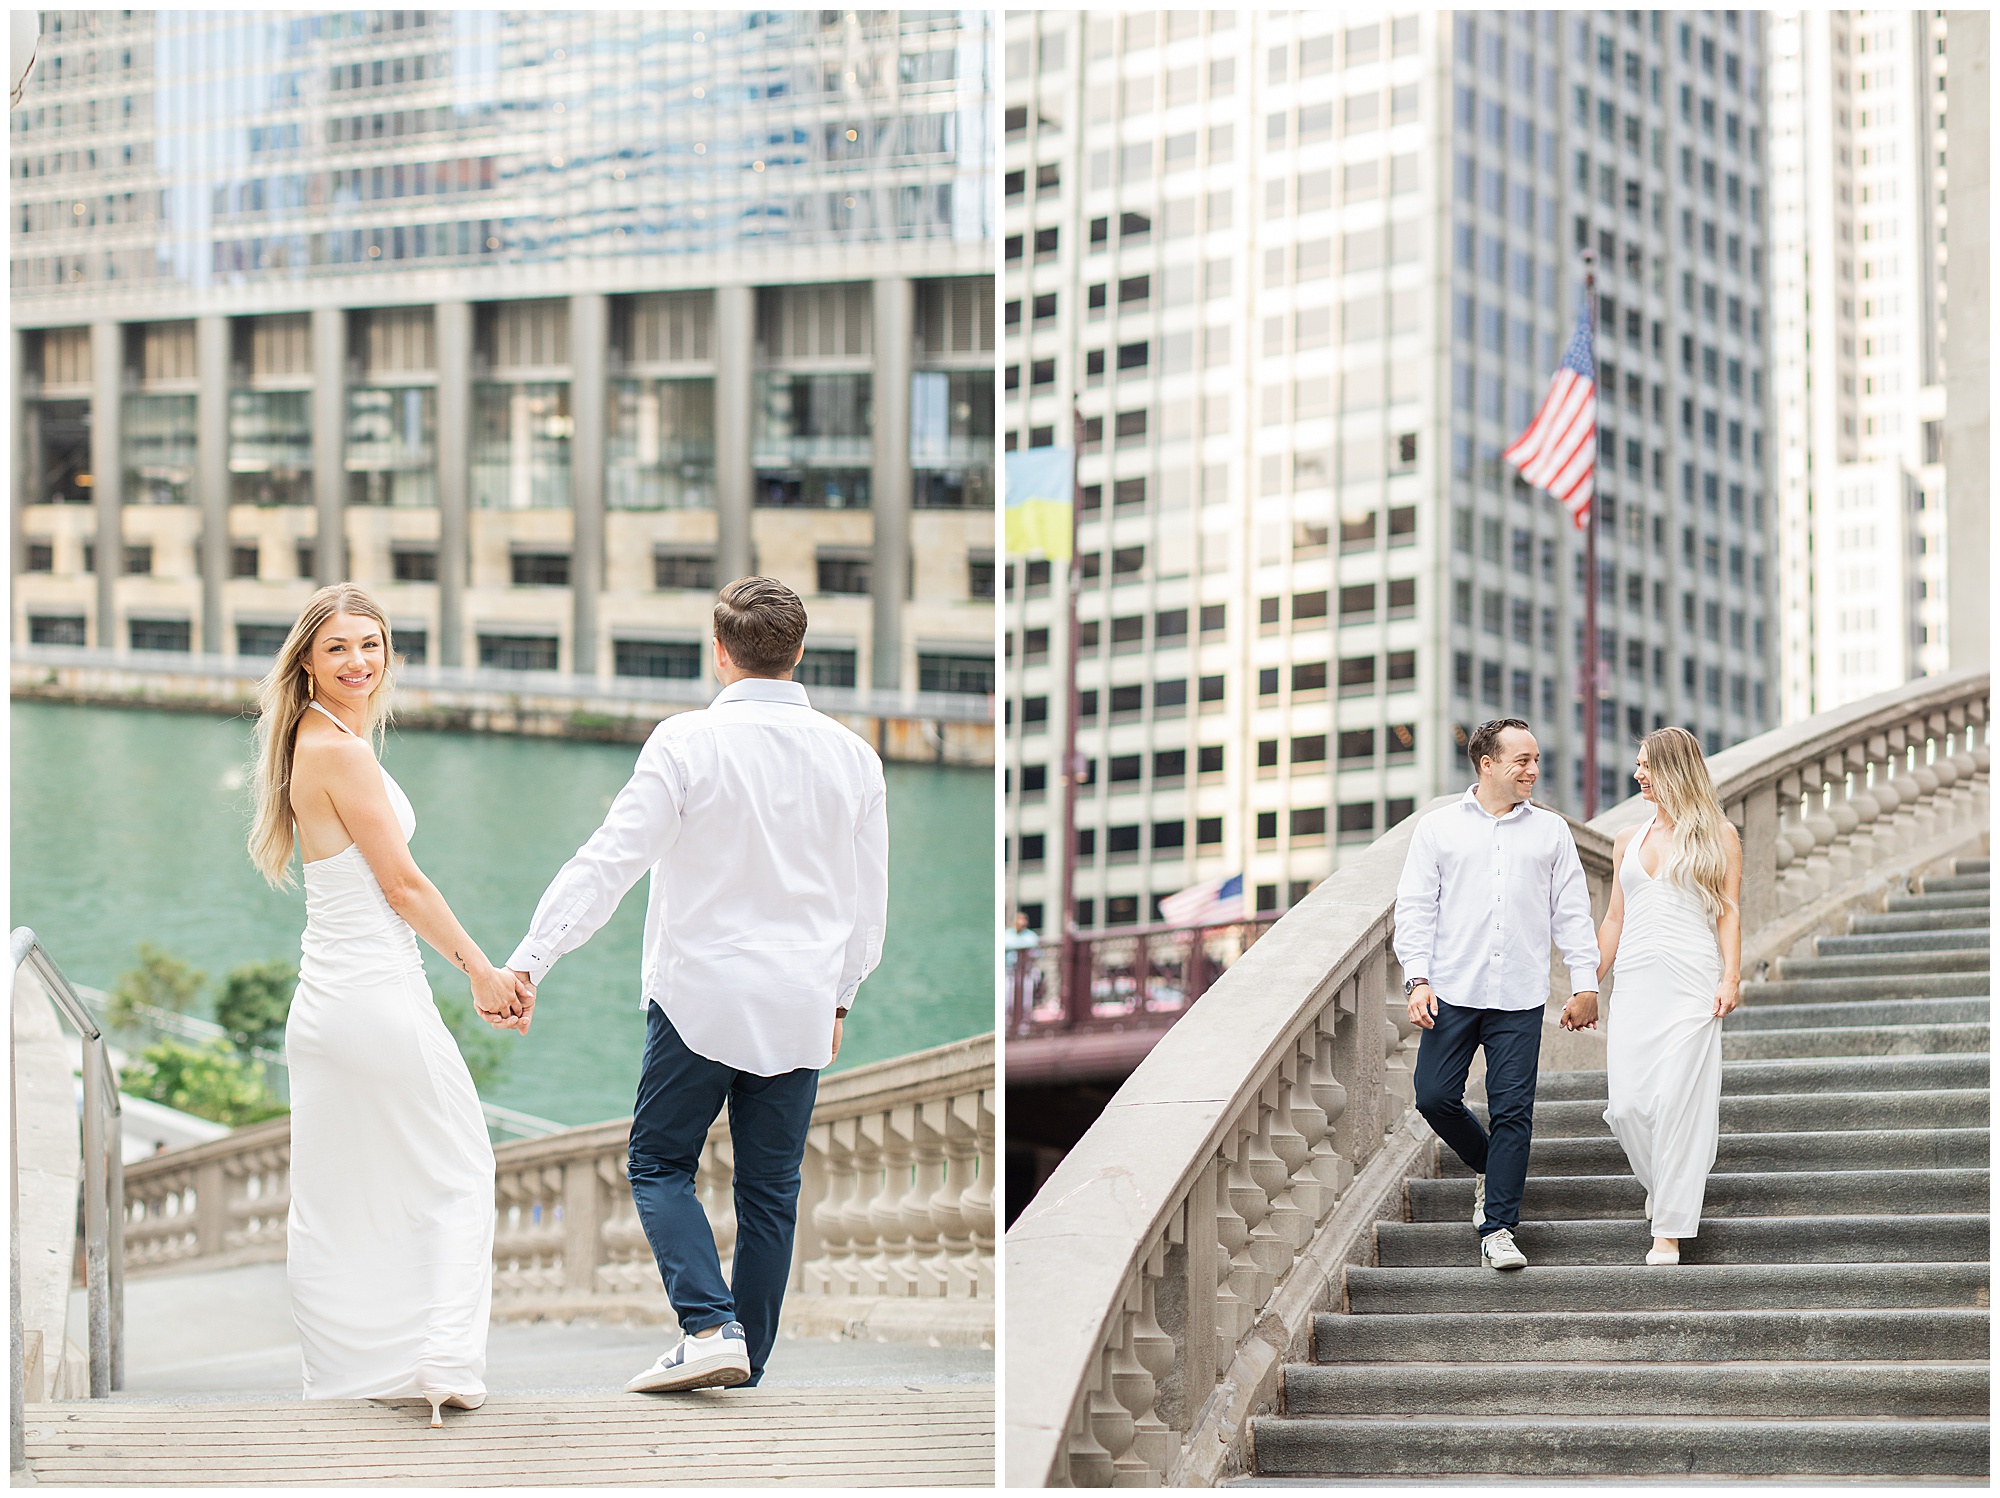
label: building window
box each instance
[1336,802,1376,841]
[346,386,437,508]
[126,393,199,506]
[124,545,154,576]
[129,617,191,653]
[654,547,717,592]
[392,547,438,583]
[478,634,559,671]
[396,631,429,666]
[919,652,995,695]
[609,379,715,510]
[28,615,86,646]
[231,544,262,579]
[912,370,995,508]
[613,639,701,680]
[816,550,872,595]
[511,551,571,587]
[24,541,53,573]
[796,647,858,688]
[472,383,571,509]
[968,550,996,600]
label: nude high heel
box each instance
[423,1390,486,1427]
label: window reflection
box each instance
[125,394,197,505]
[755,373,871,509]
[911,370,994,509]
[227,391,312,506]
[609,379,714,510]
[472,383,571,509]
[347,386,437,507]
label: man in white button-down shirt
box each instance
[504,578,889,1393]
[1393,718,1599,1271]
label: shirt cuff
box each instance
[1569,966,1600,994]
[507,941,554,987]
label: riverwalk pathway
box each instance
[22,1262,993,1485]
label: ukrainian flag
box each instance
[1004,447,1074,561]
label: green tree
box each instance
[106,944,205,1031]
[214,960,298,1054]
[118,1039,287,1128]
[434,993,511,1095]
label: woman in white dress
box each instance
[247,584,529,1424]
[1592,726,1743,1266]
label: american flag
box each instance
[1503,288,1596,530]
[1159,873,1245,928]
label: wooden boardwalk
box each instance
[21,1385,993,1486]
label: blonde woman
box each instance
[248,584,529,1424]
[1566,726,1743,1266]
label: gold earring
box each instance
[306,672,314,700]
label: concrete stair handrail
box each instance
[1003,669,1988,1487]
[119,1032,994,1320]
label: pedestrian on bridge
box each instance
[1393,718,1602,1272]
[503,577,890,1393]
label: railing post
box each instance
[79,1034,110,1400]
[1736,783,1777,944]
[194,1161,228,1259]
[561,1152,604,1300]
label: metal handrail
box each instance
[9,928,124,1452]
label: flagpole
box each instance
[1057,404,1084,1025]
[1581,249,1600,821]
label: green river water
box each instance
[9,699,994,1126]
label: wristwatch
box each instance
[835,1006,849,1019]
[1403,976,1429,996]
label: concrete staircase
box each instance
[1250,858,1991,1481]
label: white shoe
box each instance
[1471,1173,1486,1230]
[1645,1247,1680,1266]
[624,1321,752,1393]
[1480,1227,1527,1270]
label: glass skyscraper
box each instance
[12,9,996,696]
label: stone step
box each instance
[1955,858,1990,876]
[1279,1359,1990,1418]
[1343,1261,1988,1316]
[1746,971,1990,1003]
[1920,874,1992,894]
[1726,996,1988,1031]
[1434,1127,1989,1178]
[1309,1307,1989,1364]
[1407,1168,1989,1223]
[1817,928,1990,957]
[1777,949,1990,980]
[1248,1414,1990,1479]
[1520,1086,1987,1138]
[1721,1021,1989,1060]
[1374,1213,1992,1268]
[1885,889,1991,914]
[1851,907,1992,934]
[1535,1051,1988,1103]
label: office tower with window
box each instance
[1003,9,1775,937]
[1768,11,1951,717]
[12,9,995,699]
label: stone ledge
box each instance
[489,1292,994,1348]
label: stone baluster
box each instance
[859,1111,909,1295]
[1129,1240,1178,1477]
[1285,1027,1332,1227]
[1383,999,1415,1120]
[1219,1123,1272,1337]
[1923,712,1960,841]
[1843,739,1883,872]
[800,1123,847,1295]
[1086,1341,1139,1486]
[1258,1072,1311,1253]
[961,1089,996,1300]
[701,1135,738,1275]
[1964,701,1990,822]
[1799,759,1839,894]
[1774,771,1818,913]
[1308,1002,1353,1203]
[894,1102,943,1296]
[1942,707,1976,825]
[1063,1370,1115,1487]
[1106,1273,1165,1484]
[923,1096,971,1298]
[1863,735,1904,859]
[1822,752,1859,886]
[1906,717,1943,843]
[839,1114,883,1294]
[1240,1101,1292,1286]
[1211,1152,1250,1371]
[1884,724,1922,850]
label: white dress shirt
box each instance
[506,677,889,1076]
[1392,787,1599,1012]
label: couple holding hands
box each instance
[251,576,888,1423]
[1395,717,1743,1271]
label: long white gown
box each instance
[1602,814,1725,1239]
[285,702,495,1399]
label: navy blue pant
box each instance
[628,1005,819,1385]
[1413,999,1542,1236]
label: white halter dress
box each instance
[285,700,494,1399]
[1602,814,1726,1239]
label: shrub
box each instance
[214,960,298,1054]
[119,1039,287,1128]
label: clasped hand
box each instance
[471,964,537,1034]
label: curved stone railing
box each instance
[1004,668,1987,1487]
[123,1032,994,1322]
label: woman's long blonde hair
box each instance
[248,584,396,888]
[1641,726,1734,921]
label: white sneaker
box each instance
[1480,1228,1528,1271]
[624,1321,751,1393]
[1471,1173,1486,1230]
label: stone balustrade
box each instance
[1005,668,1987,1487]
[122,1033,994,1321]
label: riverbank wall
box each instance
[11,645,994,767]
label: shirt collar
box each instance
[1459,785,1533,822]
[711,676,812,710]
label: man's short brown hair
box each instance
[713,576,809,677]
[1467,717,1533,773]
